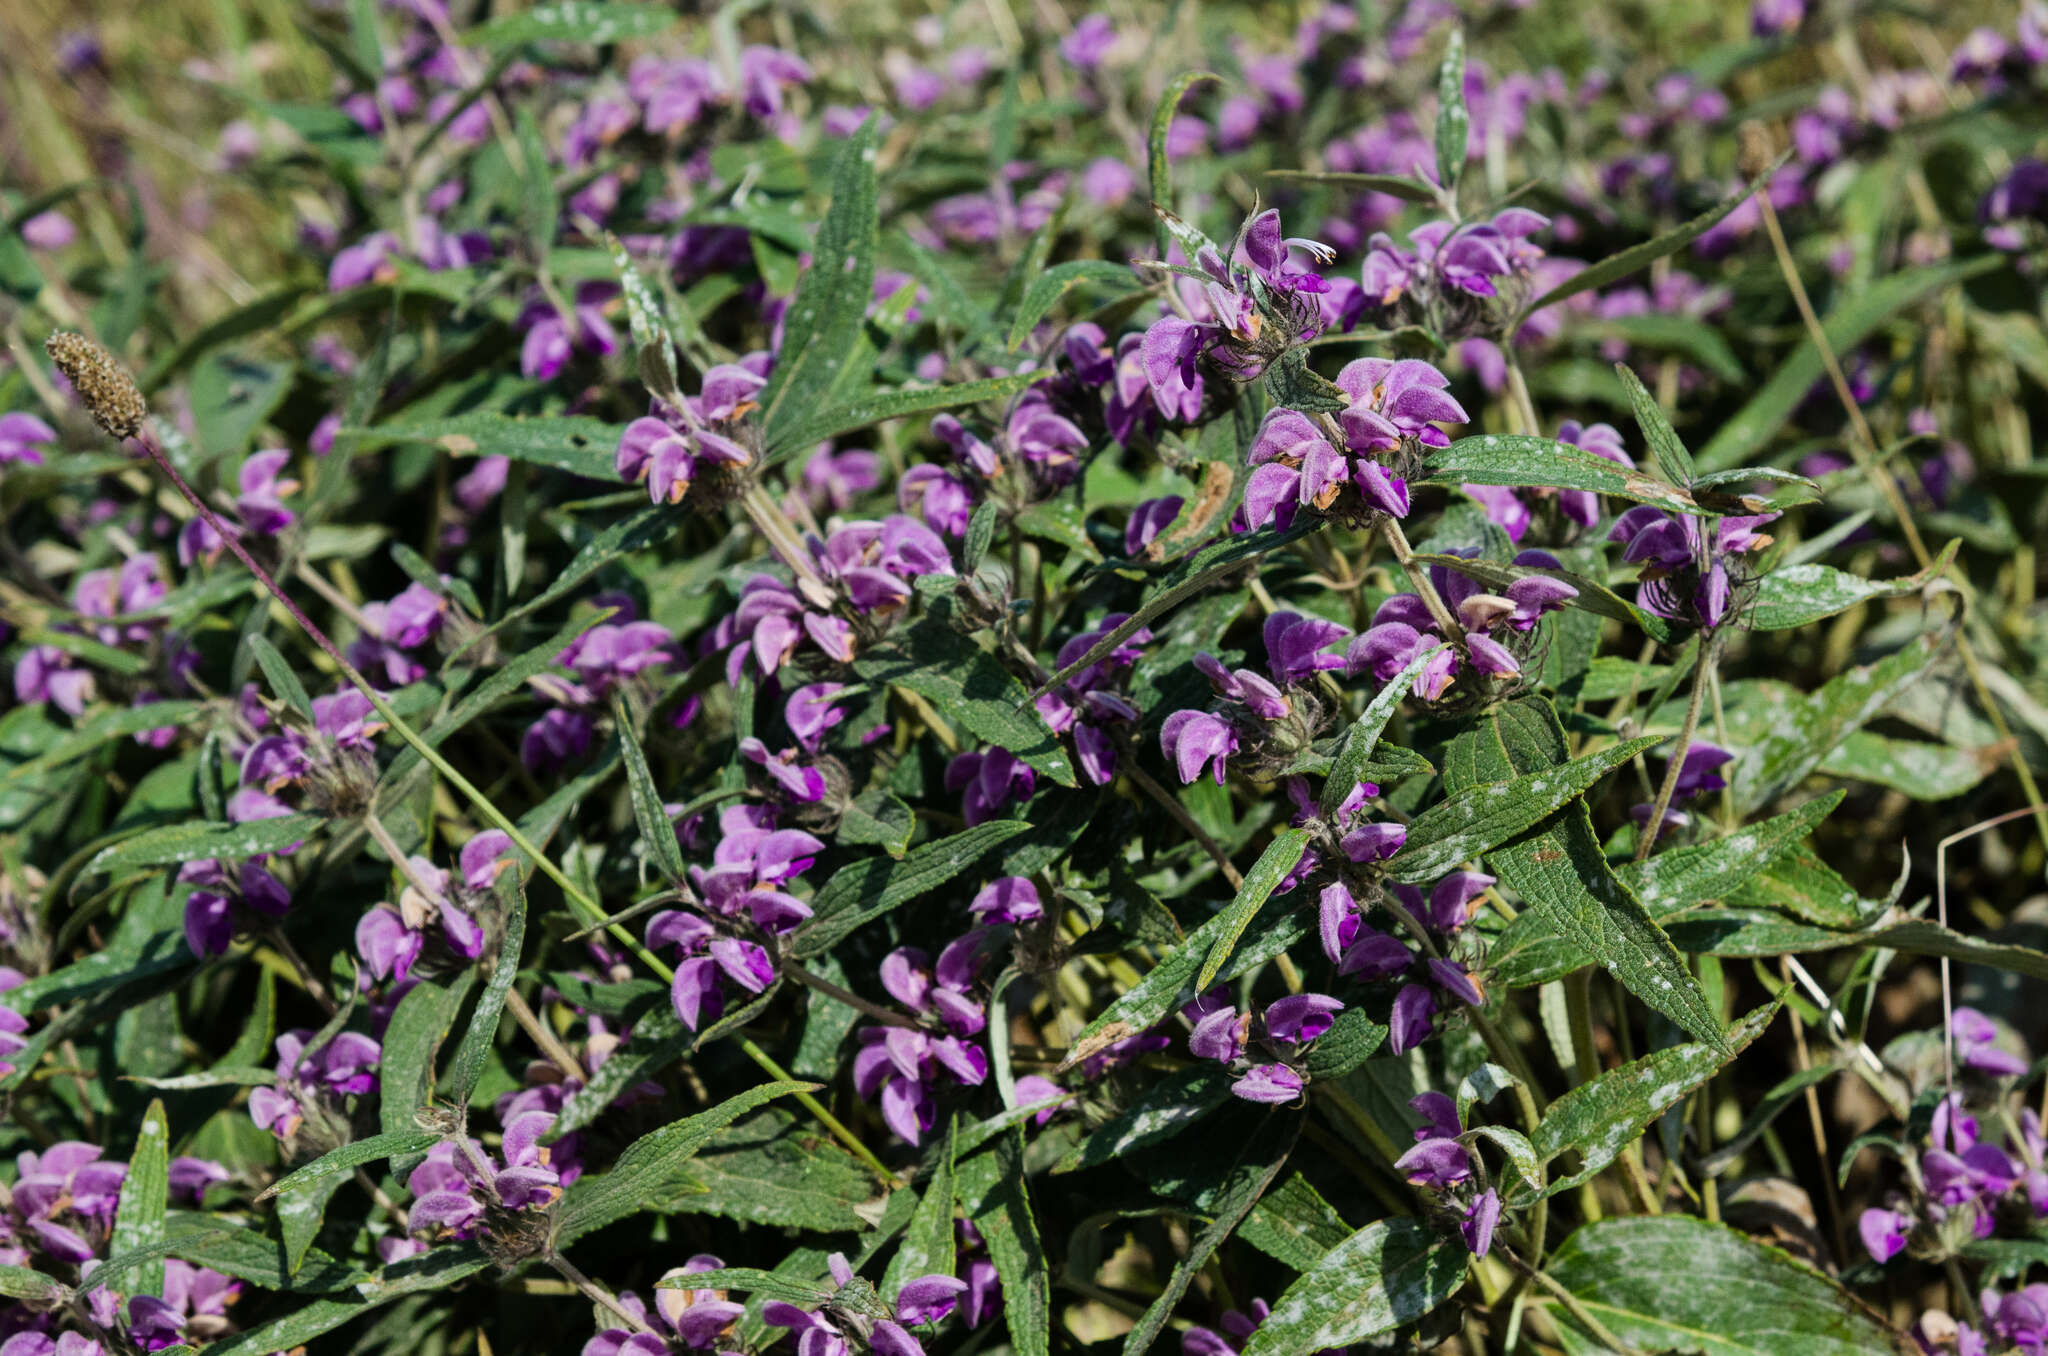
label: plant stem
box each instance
[1507,1249,1646,1356]
[503,988,586,1082]
[735,1034,903,1188]
[1634,629,1720,863]
[548,1251,654,1333]
[781,961,921,1029]
[1119,753,1243,891]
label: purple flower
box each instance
[0,412,58,466]
[946,748,1036,824]
[1462,1189,1501,1257]
[1160,710,1237,785]
[1263,611,1352,685]
[969,876,1043,925]
[1953,1007,2028,1078]
[1061,13,1117,69]
[1388,984,1438,1055]
[1230,1063,1303,1104]
[1860,1206,1911,1264]
[1125,496,1185,557]
[1264,993,1343,1046]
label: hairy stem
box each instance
[1634,629,1720,863]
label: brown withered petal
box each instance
[44,331,148,440]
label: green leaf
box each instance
[616,695,685,879]
[1122,1116,1298,1356]
[1695,255,2001,472]
[1734,629,1947,813]
[1621,791,1845,918]
[1544,1215,1893,1354]
[836,787,914,857]
[449,876,528,1107]
[854,623,1075,786]
[672,1115,880,1233]
[1264,346,1349,414]
[247,635,314,721]
[164,1215,362,1293]
[337,413,622,482]
[126,1066,277,1090]
[1818,730,1990,802]
[0,1265,66,1303]
[1054,1067,1235,1174]
[1240,1219,1466,1355]
[1239,1173,1352,1271]
[1261,170,1438,202]
[1149,72,1222,256]
[256,1132,442,1202]
[608,233,680,403]
[1433,28,1468,194]
[1523,152,1792,317]
[1388,735,1659,884]
[471,2,677,47]
[1614,363,1697,487]
[552,1080,818,1245]
[654,1268,835,1306]
[1747,540,1958,632]
[1586,313,1745,383]
[4,701,209,783]
[1445,699,1724,1046]
[758,116,880,443]
[110,1100,171,1298]
[771,373,1046,460]
[1197,828,1312,989]
[1699,1059,1843,1178]
[1319,647,1442,817]
[1300,1009,1389,1080]
[958,1132,1051,1356]
[883,1116,957,1301]
[378,976,474,1146]
[86,815,321,880]
[1529,1002,1776,1199]
[1008,261,1140,351]
[516,107,558,251]
[550,1009,690,1139]
[795,819,1035,957]
[1420,435,1709,515]
[200,1298,379,1356]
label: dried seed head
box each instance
[44,331,147,440]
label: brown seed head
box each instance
[44,331,147,440]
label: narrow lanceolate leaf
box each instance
[855,623,1075,787]
[1523,150,1792,316]
[1123,1116,1299,1356]
[958,1132,1051,1356]
[1065,899,1313,1062]
[794,819,1036,957]
[1239,1173,1352,1272]
[1618,791,1844,917]
[1733,629,1947,813]
[1445,699,1724,1047]
[615,695,685,879]
[653,1268,836,1306]
[1008,260,1141,351]
[608,232,680,403]
[552,1080,818,1245]
[883,1116,957,1302]
[1432,28,1468,194]
[1319,647,1441,817]
[1149,72,1223,257]
[1746,539,1959,632]
[758,115,880,443]
[1197,828,1312,989]
[1491,793,1848,987]
[448,875,528,1107]
[1261,170,1438,202]
[0,1266,66,1303]
[1614,362,1696,487]
[338,413,623,482]
[1695,254,2000,472]
[471,2,677,48]
[257,1132,442,1202]
[5,701,208,782]
[247,635,314,721]
[1239,1219,1466,1355]
[1545,1215,1894,1355]
[110,1100,171,1298]
[1387,735,1658,884]
[1527,1001,1776,1199]
[1420,435,1710,515]
[1055,1067,1235,1174]
[377,976,474,1142]
[87,815,321,879]
[770,372,1047,455]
